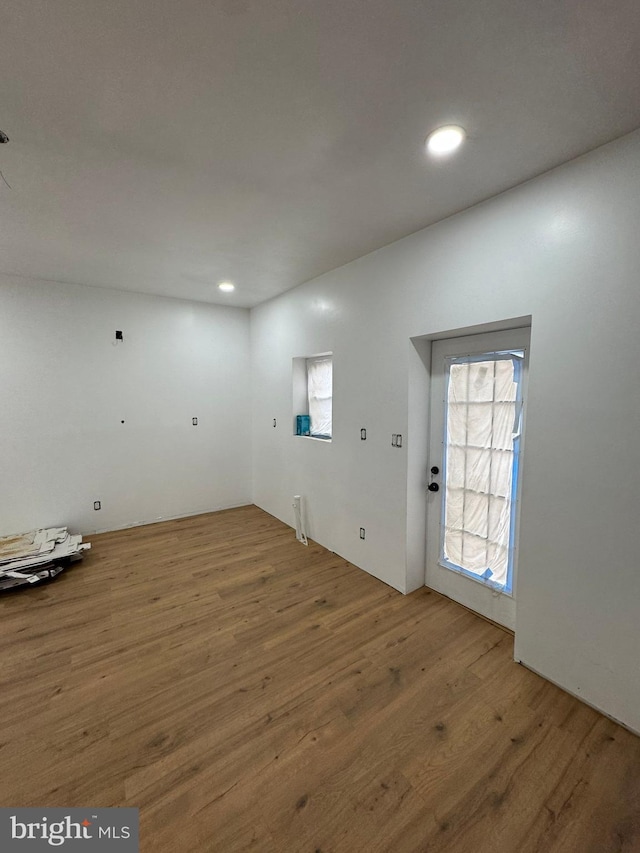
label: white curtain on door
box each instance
[443,357,521,586]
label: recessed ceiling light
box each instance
[426,125,466,156]
[218,281,235,292]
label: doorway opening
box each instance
[425,327,530,629]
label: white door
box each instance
[426,328,530,630]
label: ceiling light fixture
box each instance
[218,282,235,292]
[426,125,466,156]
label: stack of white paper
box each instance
[0,527,90,591]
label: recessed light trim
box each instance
[218,281,235,292]
[426,125,466,156]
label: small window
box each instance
[306,356,332,439]
[292,352,333,441]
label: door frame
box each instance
[406,317,532,597]
[424,327,531,630]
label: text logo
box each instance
[0,808,138,851]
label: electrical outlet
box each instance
[396,434,402,448]
[94,501,101,511]
[361,428,366,440]
[360,528,365,540]
[391,434,397,446]
[115,330,123,341]
[192,417,198,426]
[273,419,277,427]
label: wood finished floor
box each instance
[1,505,639,852]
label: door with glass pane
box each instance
[426,329,530,629]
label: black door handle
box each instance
[428,482,439,492]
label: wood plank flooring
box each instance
[1,505,639,852]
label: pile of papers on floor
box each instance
[0,528,90,592]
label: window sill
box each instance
[295,435,332,443]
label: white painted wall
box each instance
[0,276,252,535]
[2,131,638,733]
[251,129,640,733]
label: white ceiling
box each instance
[1,0,639,308]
